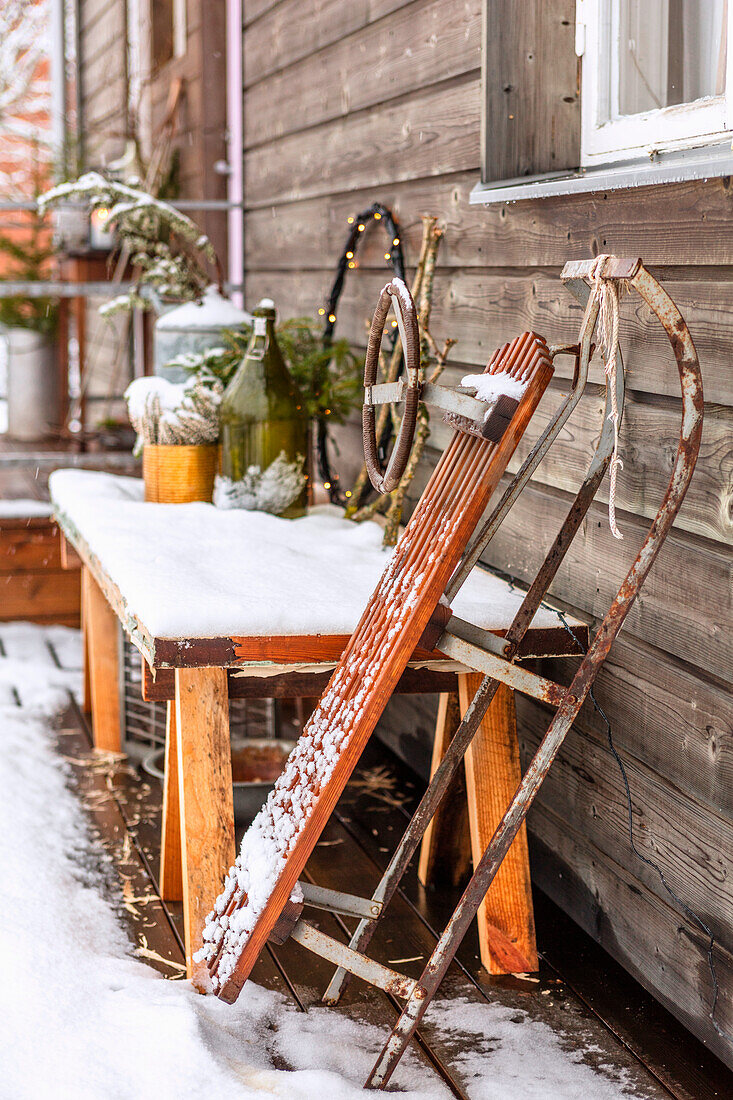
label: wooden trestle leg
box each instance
[419,680,537,975]
[459,675,537,973]
[84,569,122,752]
[175,667,235,988]
[159,701,183,901]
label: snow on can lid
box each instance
[155,285,253,332]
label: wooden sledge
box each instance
[201,260,703,1091]
[200,281,554,1001]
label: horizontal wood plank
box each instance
[454,476,731,682]
[245,173,733,274]
[0,525,63,572]
[244,75,481,206]
[529,809,733,1067]
[537,636,733,827]
[0,571,81,624]
[244,0,481,147]
[519,702,733,946]
[244,265,733,405]
[244,0,413,82]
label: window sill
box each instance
[470,142,733,204]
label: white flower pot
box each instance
[5,328,60,440]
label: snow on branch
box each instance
[40,172,222,314]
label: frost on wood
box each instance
[214,452,306,515]
[125,375,222,449]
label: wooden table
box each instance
[51,470,587,986]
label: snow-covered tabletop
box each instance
[50,469,580,653]
[0,499,54,519]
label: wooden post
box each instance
[459,674,538,975]
[175,667,235,988]
[417,693,472,889]
[159,700,183,901]
[80,567,92,715]
[84,570,122,751]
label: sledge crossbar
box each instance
[200,332,554,1001]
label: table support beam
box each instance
[175,667,235,988]
[84,568,122,751]
[459,675,538,974]
[159,701,183,901]
[419,678,538,975]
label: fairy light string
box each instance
[316,203,406,503]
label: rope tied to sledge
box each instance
[590,254,628,539]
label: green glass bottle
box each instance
[218,299,309,518]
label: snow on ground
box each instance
[49,469,569,640]
[0,622,649,1099]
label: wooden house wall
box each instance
[240,0,733,1065]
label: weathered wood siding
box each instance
[241,0,733,1065]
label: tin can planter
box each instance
[143,443,218,503]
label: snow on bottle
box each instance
[216,299,308,517]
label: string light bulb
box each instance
[346,251,353,259]
[374,212,381,219]
[384,252,391,260]
[347,216,354,224]
[393,237,400,246]
[323,481,331,490]
[345,490,352,498]
[357,223,365,232]
[348,261,355,269]
[328,313,336,323]
[318,307,325,316]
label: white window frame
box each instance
[577,0,733,167]
[173,0,188,60]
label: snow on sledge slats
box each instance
[203,333,554,1002]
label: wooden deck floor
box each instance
[50,689,733,1099]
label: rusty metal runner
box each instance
[201,331,555,1001]
[362,258,704,1088]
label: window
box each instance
[151,0,187,71]
[471,0,733,204]
[578,0,733,165]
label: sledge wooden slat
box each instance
[206,333,554,1001]
[175,667,236,986]
[459,675,538,974]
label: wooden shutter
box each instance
[482,0,580,181]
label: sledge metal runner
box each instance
[202,258,703,1091]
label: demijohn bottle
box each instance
[218,299,309,517]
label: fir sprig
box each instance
[168,317,363,425]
